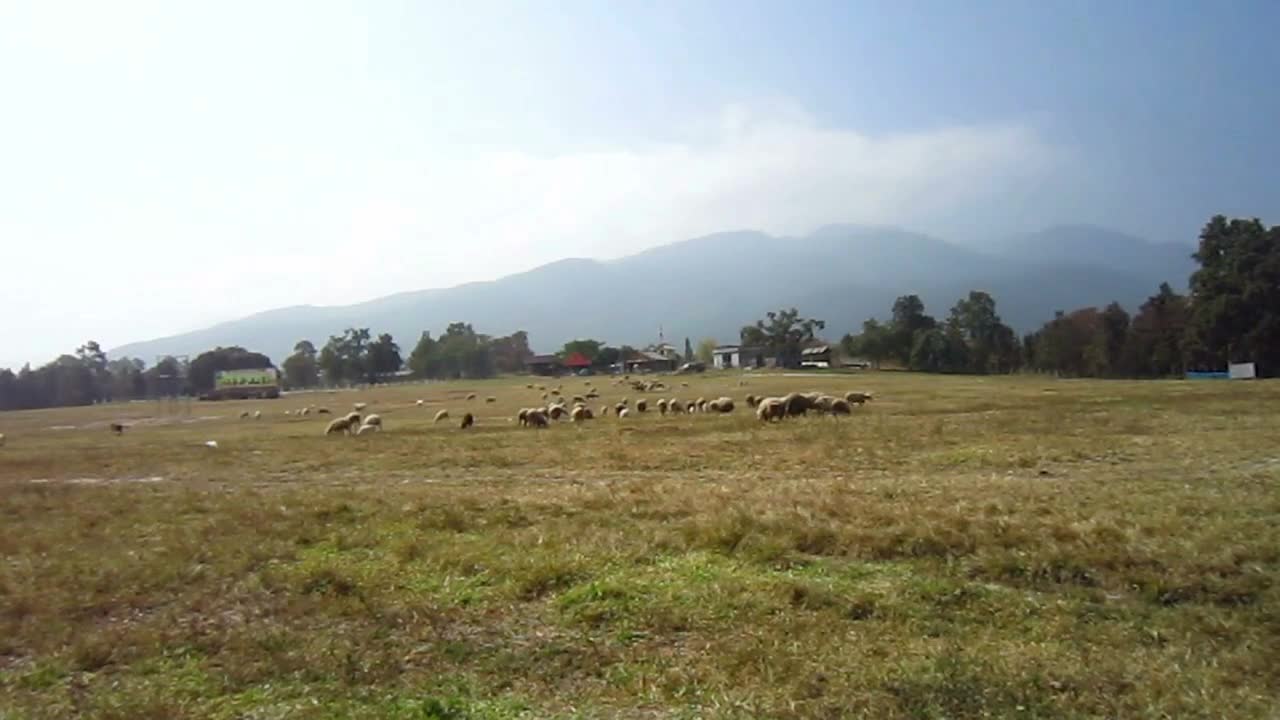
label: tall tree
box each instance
[840,319,892,369]
[490,331,533,374]
[684,337,694,362]
[282,340,320,389]
[1126,283,1188,376]
[367,333,403,379]
[889,294,936,365]
[407,332,439,378]
[317,328,371,385]
[741,308,825,368]
[1186,215,1280,375]
[947,290,1010,373]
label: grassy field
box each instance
[1,371,1278,719]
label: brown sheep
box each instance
[707,397,735,413]
[844,391,874,405]
[109,422,126,435]
[316,407,332,415]
[614,402,627,415]
[344,411,362,426]
[812,395,839,412]
[636,399,648,413]
[526,410,549,428]
[486,396,497,403]
[325,417,354,435]
[745,394,758,408]
[756,397,786,422]
[434,409,449,423]
[782,392,813,417]
[466,393,477,401]
[669,399,684,414]
[548,405,567,421]
[571,406,587,422]
[572,395,586,404]
[460,412,475,429]
[656,398,668,415]
[829,399,853,415]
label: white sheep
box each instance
[0,433,5,447]
[360,414,383,432]
[353,402,367,411]
[434,409,449,423]
[253,410,262,420]
[416,399,424,406]
[618,408,630,418]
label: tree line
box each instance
[840,215,1278,378]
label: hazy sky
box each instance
[1,0,1277,368]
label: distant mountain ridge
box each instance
[109,225,1197,364]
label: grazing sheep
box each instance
[669,399,684,414]
[681,382,689,387]
[686,401,697,413]
[599,405,609,417]
[317,408,332,415]
[657,398,668,415]
[620,397,629,406]
[548,405,568,421]
[581,406,594,419]
[325,417,354,435]
[829,399,853,415]
[434,409,450,423]
[284,410,292,416]
[707,397,735,413]
[253,410,262,420]
[526,384,534,389]
[757,397,786,422]
[486,396,496,403]
[300,407,311,416]
[526,410,549,428]
[517,408,529,426]
[844,391,874,405]
[353,402,367,411]
[782,392,813,417]
[344,411,362,426]
[586,390,599,399]
[362,414,383,430]
[460,413,474,429]
[571,406,587,423]
[466,393,477,401]
[812,395,839,412]
[355,423,377,435]
[618,408,630,418]
[0,433,6,447]
[694,397,705,410]
[572,395,586,404]
[614,402,627,415]
[239,411,250,419]
[110,422,126,435]
[745,394,758,408]
[636,399,647,413]
[416,399,424,406]
[550,389,561,396]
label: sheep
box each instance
[517,408,529,426]
[757,397,786,422]
[344,411,362,426]
[812,395,839,412]
[599,405,609,417]
[526,384,534,389]
[669,398,684,414]
[581,406,594,419]
[0,433,5,447]
[550,389,561,396]
[486,396,497,403]
[844,391,874,405]
[572,395,586,405]
[541,393,549,401]
[355,423,377,436]
[657,398,668,415]
[361,414,383,431]
[284,410,292,416]
[460,412,475,429]
[619,397,629,406]
[782,392,813,417]
[110,422,126,435]
[466,393,477,401]
[317,408,332,415]
[707,397,735,413]
[353,402,367,411]
[614,402,627,415]
[686,401,697,413]
[571,405,587,423]
[416,399,424,406]
[636,399,647,413]
[300,407,311,416]
[694,397,705,411]
[586,390,600,399]
[829,399,853,415]
[239,410,250,419]
[253,410,262,420]
[325,417,354,435]
[526,410,549,428]
[745,394,758,408]
[618,408,630,418]
[434,409,449,423]
[548,405,568,421]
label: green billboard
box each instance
[215,368,278,390]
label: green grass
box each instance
[1,372,1279,718]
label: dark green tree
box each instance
[740,308,825,368]
[684,337,694,362]
[367,333,403,380]
[889,294,936,365]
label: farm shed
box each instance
[713,345,774,370]
[525,354,564,376]
[625,351,677,373]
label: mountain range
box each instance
[109,225,1197,364]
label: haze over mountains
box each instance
[110,225,1196,365]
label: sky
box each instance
[1,0,1277,368]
